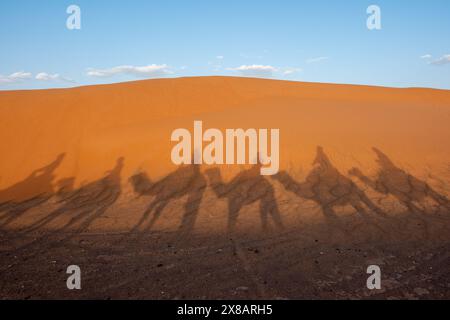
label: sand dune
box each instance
[1,76,449,200]
[0,77,449,299]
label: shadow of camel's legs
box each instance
[0,196,50,229]
[321,205,351,239]
[177,189,205,238]
[141,200,169,233]
[20,206,66,235]
[427,188,450,209]
[260,192,284,231]
[351,200,388,235]
[227,201,241,235]
[60,202,116,242]
[120,200,169,245]
[130,199,160,234]
[357,190,387,217]
[0,208,29,229]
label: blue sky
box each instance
[0,0,449,90]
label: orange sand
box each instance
[0,76,449,202]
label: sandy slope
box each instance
[0,76,449,299]
[1,76,449,200]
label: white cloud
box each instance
[35,72,59,81]
[420,54,432,59]
[430,54,450,66]
[0,71,32,84]
[35,72,75,83]
[9,71,32,80]
[228,65,278,77]
[282,67,302,75]
[216,55,224,60]
[227,65,301,78]
[306,56,329,64]
[86,64,173,78]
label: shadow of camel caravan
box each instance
[349,147,450,215]
[0,153,66,229]
[128,161,284,240]
[20,157,124,239]
[128,162,206,239]
[274,146,385,238]
[206,163,284,234]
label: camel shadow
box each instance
[21,157,123,238]
[273,146,385,236]
[205,164,284,234]
[0,153,65,229]
[349,147,450,215]
[128,163,206,239]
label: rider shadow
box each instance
[349,147,450,215]
[273,146,385,237]
[205,163,284,234]
[128,163,206,239]
[0,153,66,229]
[21,157,124,239]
